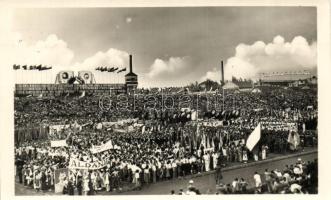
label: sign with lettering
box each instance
[90,140,113,154]
[68,159,106,170]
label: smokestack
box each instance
[221,60,224,85]
[129,54,133,73]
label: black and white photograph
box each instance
[1,0,330,198]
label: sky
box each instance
[9,7,317,88]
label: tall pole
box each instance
[222,88,225,111]
[196,93,199,151]
[221,60,224,86]
[161,88,164,111]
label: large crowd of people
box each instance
[14,86,318,195]
[216,158,318,194]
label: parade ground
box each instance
[15,148,317,195]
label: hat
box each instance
[189,180,194,184]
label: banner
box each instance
[49,124,71,135]
[49,123,82,135]
[54,168,69,193]
[246,123,261,151]
[101,118,139,128]
[68,159,106,170]
[51,140,68,147]
[113,127,136,133]
[261,121,297,131]
[90,140,114,154]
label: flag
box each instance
[79,90,85,98]
[176,88,184,94]
[287,131,300,150]
[246,123,261,151]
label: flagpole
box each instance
[222,87,225,111]
[161,88,164,111]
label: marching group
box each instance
[14,86,318,195]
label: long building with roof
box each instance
[258,71,314,87]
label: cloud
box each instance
[200,68,221,82]
[11,33,130,71]
[10,32,131,83]
[12,33,74,70]
[201,35,317,81]
[76,48,129,70]
[148,56,191,78]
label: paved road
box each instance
[122,152,317,195]
[15,151,317,195]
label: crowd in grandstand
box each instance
[14,86,317,194]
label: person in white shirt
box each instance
[104,170,110,192]
[133,169,141,189]
[172,162,177,179]
[212,152,219,169]
[143,166,150,184]
[203,153,210,172]
[231,178,239,193]
[290,183,303,194]
[151,163,157,183]
[253,172,262,193]
[282,171,291,184]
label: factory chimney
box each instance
[221,60,224,85]
[129,54,133,73]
